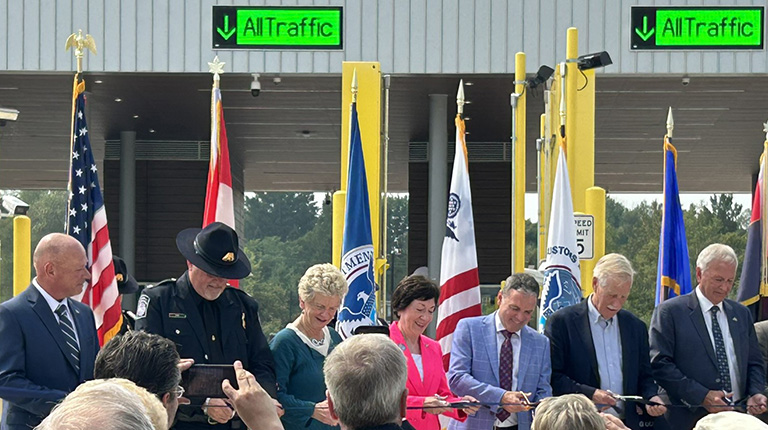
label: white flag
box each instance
[538,148,582,332]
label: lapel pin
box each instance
[398,343,406,352]
[733,317,738,322]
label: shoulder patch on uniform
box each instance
[136,295,150,319]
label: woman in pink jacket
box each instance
[389,275,480,430]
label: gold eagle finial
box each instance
[65,30,97,74]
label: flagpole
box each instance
[761,121,768,316]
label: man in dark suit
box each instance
[650,243,768,430]
[135,222,277,430]
[0,233,99,430]
[544,253,666,429]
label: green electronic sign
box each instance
[631,6,764,50]
[212,6,343,50]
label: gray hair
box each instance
[36,378,166,430]
[502,273,540,298]
[298,263,348,302]
[593,253,635,286]
[696,243,738,273]
[324,334,407,429]
[532,394,603,430]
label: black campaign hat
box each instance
[113,256,139,295]
[175,222,251,279]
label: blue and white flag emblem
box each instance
[336,101,377,338]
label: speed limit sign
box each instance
[574,214,594,260]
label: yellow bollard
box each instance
[13,215,31,297]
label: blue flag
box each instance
[336,101,377,338]
[655,139,692,306]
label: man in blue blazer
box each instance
[0,233,99,430]
[650,243,767,430]
[544,254,666,430]
[448,273,552,430]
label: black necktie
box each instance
[710,306,732,392]
[55,304,80,372]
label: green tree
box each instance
[0,190,68,302]
[244,192,318,241]
[241,197,333,336]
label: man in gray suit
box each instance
[650,243,767,430]
[448,273,552,430]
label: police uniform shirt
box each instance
[188,283,225,364]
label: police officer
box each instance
[135,222,277,430]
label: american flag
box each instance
[66,79,122,346]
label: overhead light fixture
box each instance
[114,98,122,102]
[576,51,612,71]
[0,108,19,122]
[527,65,554,89]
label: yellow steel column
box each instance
[582,187,606,296]
[332,191,346,267]
[513,52,526,273]
[333,62,382,273]
[13,215,31,297]
[565,28,596,213]
[538,113,547,263]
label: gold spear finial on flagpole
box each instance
[763,120,768,141]
[208,56,226,89]
[351,69,358,103]
[65,29,97,75]
[667,107,674,139]
[457,79,465,116]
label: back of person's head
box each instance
[532,394,603,430]
[694,411,768,430]
[95,330,181,398]
[35,378,167,430]
[324,334,407,430]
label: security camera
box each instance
[682,77,690,86]
[273,77,282,85]
[251,74,261,97]
[2,195,30,216]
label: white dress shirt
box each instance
[32,278,80,347]
[588,295,624,418]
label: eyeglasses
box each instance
[170,385,185,398]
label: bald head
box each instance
[33,233,90,300]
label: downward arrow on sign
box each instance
[217,15,236,40]
[635,16,655,41]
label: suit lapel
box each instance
[27,286,80,374]
[390,322,426,394]
[483,313,500,383]
[723,301,744,376]
[421,335,441,393]
[617,311,633,393]
[575,302,600,384]
[687,292,718,368]
[517,327,533,390]
[176,275,211,358]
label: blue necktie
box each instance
[710,306,732,392]
[55,304,80,373]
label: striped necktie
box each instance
[710,306,732,392]
[55,304,80,372]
